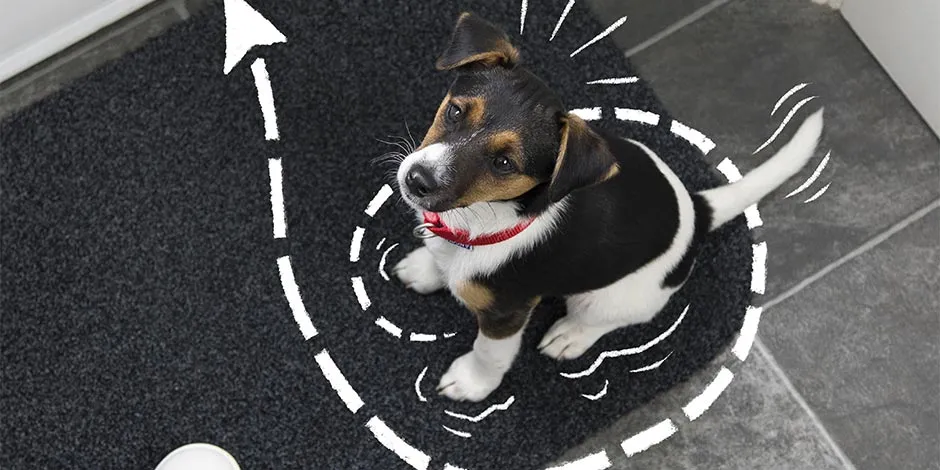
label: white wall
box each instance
[842,0,940,136]
[0,0,155,82]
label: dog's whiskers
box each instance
[403,121,418,153]
[370,152,406,170]
[466,205,487,230]
[375,137,411,155]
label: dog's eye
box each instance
[492,155,514,173]
[445,103,462,123]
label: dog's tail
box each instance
[697,108,824,232]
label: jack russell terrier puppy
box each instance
[394,13,824,402]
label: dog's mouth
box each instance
[399,186,456,214]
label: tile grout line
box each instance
[623,0,732,58]
[754,338,858,470]
[1,0,181,95]
[760,198,940,312]
[752,198,940,469]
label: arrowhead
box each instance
[223,0,287,74]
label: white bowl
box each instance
[154,443,241,470]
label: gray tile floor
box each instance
[2,0,937,469]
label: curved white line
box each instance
[614,108,660,125]
[785,150,831,198]
[443,332,456,338]
[268,158,287,238]
[803,182,831,203]
[375,316,403,338]
[442,425,472,439]
[621,419,677,457]
[629,351,672,372]
[546,450,612,470]
[772,82,810,116]
[376,237,386,250]
[520,0,528,34]
[276,256,316,339]
[315,349,364,413]
[682,367,734,421]
[415,366,428,402]
[586,76,639,85]
[409,333,437,342]
[550,0,576,41]
[351,276,371,310]
[732,306,763,361]
[670,120,716,154]
[580,380,609,400]
[444,396,515,422]
[249,58,279,140]
[378,243,400,281]
[365,184,394,217]
[751,242,767,295]
[350,226,365,262]
[715,158,763,228]
[561,304,690,379]
[571,16,628,57]
[365,416,430,470]
[752,95,817,155]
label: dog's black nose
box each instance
[405,166,438,197]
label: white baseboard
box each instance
[812,0,843,9]
[0,0,158,83]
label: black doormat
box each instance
[0,1,753,468]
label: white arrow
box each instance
[223,0,286,74]
[224,0,286,140]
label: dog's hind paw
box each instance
[394,247,445,294]
[538,316,612,360]
[437,352,503,402]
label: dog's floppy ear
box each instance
[548,114,620,203]
[436,13,520,70]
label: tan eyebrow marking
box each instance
[486,130,524,168]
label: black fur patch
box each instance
[482,127,680,299]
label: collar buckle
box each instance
[412,222,437,239]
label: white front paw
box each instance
[437,352,504,402]
[538,316,609,360]
[394,247,445,294]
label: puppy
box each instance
[394,13,824,402]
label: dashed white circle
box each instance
[270,108,766,469]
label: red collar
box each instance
[419,211,535,247]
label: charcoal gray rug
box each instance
[0,0,753,468]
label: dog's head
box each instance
[397,13,619,215]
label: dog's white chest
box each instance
[426,237,509,288]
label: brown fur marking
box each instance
[456,129,533,205]
[456,281,495,313]
[486,130,524,167]
[420,94,487,149]
[456,12,519,67]
[552,115,597,178]
[600,163,621,183]
[419,93,452,149]
[457,173,539,206]
[552,117,573,179]
[435,14,520,69]
[477,296,541,339]
[436,48,519,70]
[452,96,486,129]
